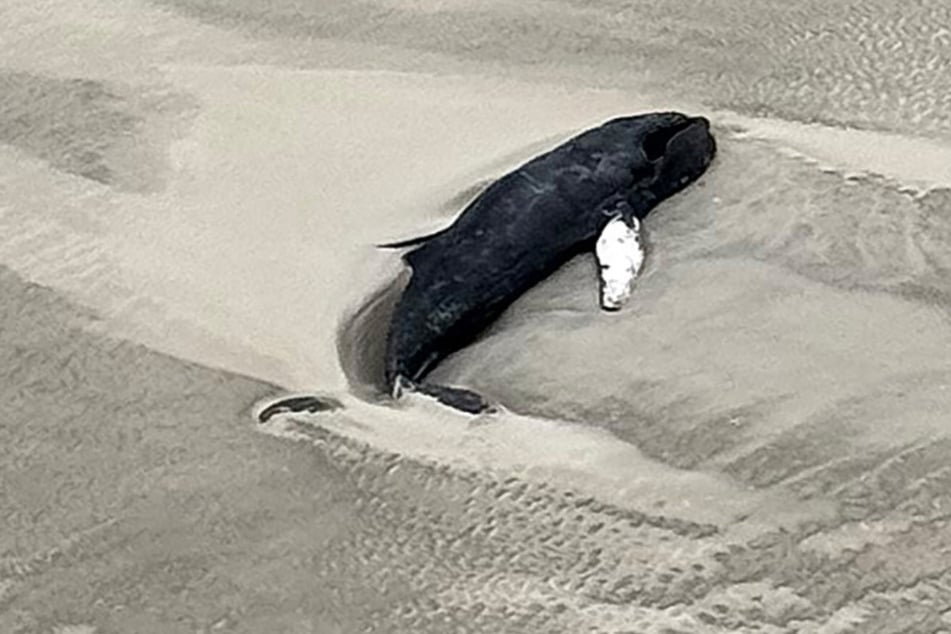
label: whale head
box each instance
[593,112,716,216]
[634,112,716,210]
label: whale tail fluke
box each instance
[256,382,491,424]
[392,375,494,414]
[414,383,494,414]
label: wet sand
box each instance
[4,0,951,631]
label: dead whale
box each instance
[259,112,716,421]
[383,112,715,413]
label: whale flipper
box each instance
[596,215,645,311]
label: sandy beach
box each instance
[4,0,951,631]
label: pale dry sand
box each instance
[3,0,951,632]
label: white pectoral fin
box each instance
[596,217,645,312]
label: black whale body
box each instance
[384,112,716,412]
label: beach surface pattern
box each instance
[3,0,951,631]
